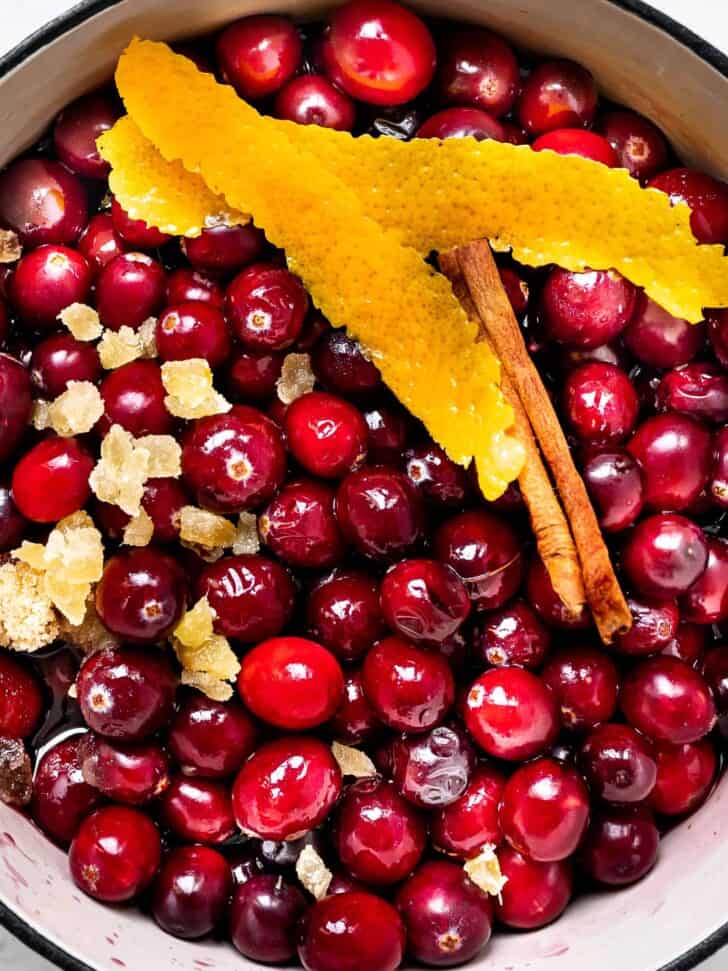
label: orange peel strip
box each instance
[110,39,524,500]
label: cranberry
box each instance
[227,349,283,401]
[160,775,236,844]
[707,308,728,368]
[518,59,597,135]
[69,805,161,902]
[580,805,659,885]
[390,724,476,808]
[53,92,118,178]
[77,212,127,273]
[541,268,636,348]
[77,645,177,741]
[431,764,505,858]
[226,263,308,351]
[614,598,680,657]
[502,122,529,144]
[336,465,424,559]
[649,167,728,244]
[621,656,715,743]
[597,110,669,181]
[96,252,166,331]
[624,293,704,367]
[153,845,231,940]
[579,723,657,803]
[416,107,506,141]
[181,223,266,274]
[98,359,172,436]
[404,442,473,507]
[312,330,382,395]
[710,426,728,508]
[166,267,224,308]
[362,403,411,462]
[229,845,265,886]
[285,391,368,479]
[474,600,548,670]
[78,733,170,804]
[140,477,188,543]
[662,621,706,666]
[217,15,302,99]
[0,353,32,462]
[582,449,644,532]
[533,128,618,166]
[110,198,171,249]
[681,537,728,624]
[31,736,103,845]
[649,739,716,816]
[703,646,728,734]
[437,27,518,117]
[261,479,346,568]
[96,548,186,644]
[299,891,405,971]
[12,436,93,523]
[169,694,257,779]
[541,646,618,729]
[296,311,332,352]
[330,669,381,743]
[380,558,471,643]
[0,653,43,739]
[307,571,385,663]
[464,667,559,760]
[182,406,286,513]
[30,333,100,398]
[525,556,592,629]
[197,554,295,642]
[0,159,87,246]
[155,300,231,368]
[233,736,341,840]
[231,874,305,962]
[275,74,356,130]
[495,847,572,929]
[362,635,454,732]
[656,362,728,423]
[11,244,91,327]
[563,362,639,444]
[627,413,712,511]
[623,513,709,599]
[0,483,27,552]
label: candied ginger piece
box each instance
[0,737,33,807]
[98,326,146,369]
[90,424,150,516]
[332,741,377,778]
[0,561,60,652]
[31,399,51,431]
[48,381,104,436]
[59,303,103,341]
[179,506,236,549]
[136,435,181,477]
[0,228,22,263]
[174,596,216,649]
[59,596,120,655]
[464,845,508,898]
[161,358,231,419]
[44,573,89,626]
[180,669,234,702]
[177,633,240,681]
[138,317,158,357]
[277,352,315,404]
[232,512,260,555]
[123,508,154,546]
[296,845,332,900]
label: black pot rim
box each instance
[0,0,727,968]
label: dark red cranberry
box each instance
[518,59,597,135]
[227,348,282,401]
[464,667,559,760]
[181,223,266,274]
[160,775,236,844]
[166,267,224,308]
[231,874,305,962]
[261,479,345,569]
[362,635,454,732]
[299,891,405,971]
[474,599,550,670]
[12,436,92,522]
[168,694,257,779]
[563,362,638,444]
[541,646,618,729]
[380,558,471,644]
[139,477,187,544]
[78,733,170,804]
[77,212,128,273]
[96,549,186,644]
[541,268,636,348]
[31,736,103,845]
[624,293,704,368]
[77,645,177,741]
[702,646,728,735]
[404,442,473,506]
[362,403,410,463]
[649,167,728,244]
[96,252,166,331]
[336,466,424,560]
[498,265,530,318]
[156,300,231,367]
[0,483,27,552]
[11,244,91,327]
[627,413,712,511]
[330,669,381,743]
[431,764,505,858]
[275,74,356,130]
[295,310,331,352]
[582,449,644,532]
[662,621,706,667]
[228,845,265,886]
[0,653,43,739]
[580,805,659,885]
[226,263,308,351]
[390,724,476,808]
[53,93,118,179]
[649,739,716,816]
[656,362,728,423]
[307,571,385,663]
[197,554,295,642]
[285,391,368,479]
[30,333,101,398]
[110,197,171,249]
[579,723,657,803]
[0,159,87,246]
[217,15,302,100]
[233,736,341,840]
[560,341,628,371]
[533,128,618,165]
[0,353,32,462]
[597,110,669,181]
[501,122,529,144]
[621,656,716,743]
[98,359,172,436]
[312,329,382,395]
[614,597,680,657]
[437,27,519,116]
[525,556,592,629]
[182,406,286,513]
[707,308,728,368]
[710,426,728,508]
[69,805,161,902]
[681,537,728,624]
[153,845,231,940]
[623,513,709,599]
[495,847,572,929]
[416,107,506,141]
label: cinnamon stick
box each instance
[448,240,632,643]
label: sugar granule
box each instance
[123,508,155,546]
[48,381,104,436]
[0,228,22,264]
[58,303,103,341]
[174,596,216,649]
[464,845,508,899]
[161,358,231,419]
[180,669,234,702]
[136,435,181,477]
[59,596,120,655]
[0,560,60,652]
[31,400,51,431]
[232,512,260,555]
[89,424,151,516]
[98,326,146,369]
[296,845,332,900]
[138,317,158,357]
[179,506,236,549]
[277,353,315,404]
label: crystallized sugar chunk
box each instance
[59,596,120,655]
[296,845,332,900]
[31,400,51,431]
[98,326,146,369]
[174,597,216,649]
[277,352,315,404]
[0,228,22,263]
[138,317,159,357]
[464,845,508,898]
[161,358,231,419]
[136,435,181,477]
[0,561,60,652]
[232,512,260,555]
[332,741,377,778]
[89,424,150,516]
[58,303,103,341]
[48,381,104,436]
[180,669,233,702]
[173,597,240,701]
[123,508,154,546]
[179,506,236,549]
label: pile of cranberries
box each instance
[1,1,727,969]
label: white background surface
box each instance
[1,1,728,969]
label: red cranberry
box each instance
[362,403,410,462]
[299,891,405,971]
[380,558,471,644]
[0,353,32,462]
[710,426,728,508]
[275,74,356,130]
[78,733,170,804]
[649,167,728,244]
[53,93,118,178]
[404,442,473,507]
[580,805,659,885]
[217,15,302,100]
[330,669,381,743]
[437,27,519,116]
[307,571,385,663]
[12,436,92,523]
[464,667,559,760]
[0,483,27,552]
[336,466,424,560]
[656,362,728,423]
[525,556,592,629]
[227,349,282,401]
[69,805,161,902]
[285,391,368,479]
[582,449,644,532]
[533,128,618,166]
[563,362,638,444]
[181,223,266,274]
[579,723,657,803]
[621,656,715,743]
[681,537,728,624]
[30,333,100,397]
[96,252,166,331]
[707,308,728,368]
[649,739,716,816]
[197,554,295,642]
[362,635,454,732]
[233,736,341,840]
[624,293,704,368]
[541,646,618,729]
[262,478,345,568]
[431,764,505,858]
[627,413,712,511]
[518,59,597,135]
[153,845,231,940]
[169,694,257,779]
[502,122,529,144]
[416,107,506,141]
[96,548,186,644]
[182,406,286,513]
[110,198,171,249]
[98,359,172,436]
[662,621,706,667]
[623,513,709,599]
[166,267,224,308]
[160,775,236,844]
[0,653,43,739]
[31,736,103,845]
[390,724,476,808]
[615,597,680,657]
[296,310,332,352]
[77,645,177,741]
[231,874,305,962]
[312,330,382,395]
[226,263,308,351]
[156,301,231,367]
[139,477,187,544]
[598,110,669,181]
[0,159,87,246]
[11,244,91,327]
[541,268,636,348]
[703,646,728,735]
[77,212,127,274]
[495,847,572,929]
[474,600,550,670]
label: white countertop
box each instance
[1,1,727,969]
